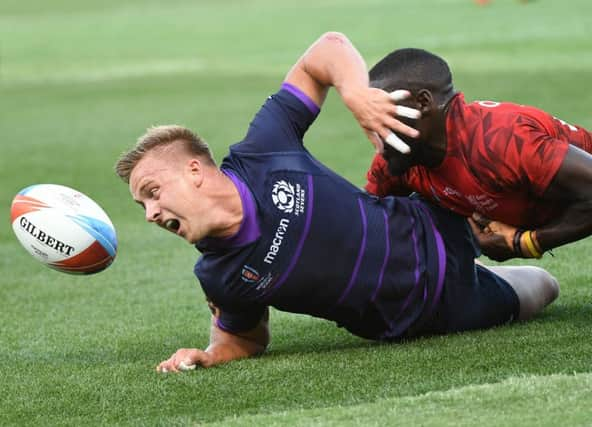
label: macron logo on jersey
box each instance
[264,218,290,264]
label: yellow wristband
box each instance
[522,230,542,259]
[528,231,543,258]
[531,230,543,253]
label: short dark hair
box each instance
[369,48,454,100]
[115,125,215,183]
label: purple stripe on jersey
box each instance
[371,208,391,302]
[221,169,261,246]
[337,198,368,305]
[215,317,234,333]
[400,224,421,311]
[266,174,314,297]
[388,219,421,326]
[420,207,447,309]
[430,222,446,309]
[412,225,421,287]
[281,82,321,116]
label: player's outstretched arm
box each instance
[284,31,419,153]
[156,308,270,373]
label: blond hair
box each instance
[115,125,215,183]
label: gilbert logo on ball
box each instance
[10,184,118,274]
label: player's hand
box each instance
[343,87,420,154]
[156,348,215,373]
[468,213,517,261]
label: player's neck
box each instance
[206,170,243,239]
[423,139,447,168]
[422,114,448,168]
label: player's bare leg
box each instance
[484,264,559,320]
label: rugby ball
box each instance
[10,184,117,274]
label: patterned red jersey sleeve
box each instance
[500,114,570,197]
[550,118,592,154]
[511,106,592,196]
[460,100,582,199]
[364,153,413,196]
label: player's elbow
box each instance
[253,333,270,356]
[238,327,269,358]
[319,31,348,44]
[241,310,270,355]
[252,320,271,353]
[569,199,592,228]
[576,199,592,237]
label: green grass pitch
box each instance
[1,0,592,425]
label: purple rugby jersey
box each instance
[194,85,447,340]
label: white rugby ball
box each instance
[10,184,118,274]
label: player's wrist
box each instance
[339,85,367,112]
[512,229,524,257]
[519,230,543,259]
[531,230,543,253]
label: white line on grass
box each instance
[203,373,592,427]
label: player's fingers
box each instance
[185,349,215,368]
[179,360,197,371]
[174,350,197,371]
[467,217,485,238]
[388,91,421,119]
[171,349,194,371]
[487,221,503,233]
[487,219,516,234]
[384,132,411,154]
[173,349,214,370]
[157,358,174,373]
[164,356,180,373]
[487,221,517,248]
[471,212,491,228]
[394,105,421,120]
[386,120,420,139]
[157,349,190,373]
[389,90,411,102]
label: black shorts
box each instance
[410,201,520,337]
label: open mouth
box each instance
[164,219,180,233]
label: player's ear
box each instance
[187,158,204,187]
[416,89,435,114]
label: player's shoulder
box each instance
[466,98,550,125]
[467,99,520,116]
[260,87,318,121]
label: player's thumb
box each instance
[467,217,484,239]
[186,349,215,368]
[365,130,384,154]
[471,212,491,228]
[487,221,517,247]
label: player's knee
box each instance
[515,266,559,320]
[543,270,560,304]
[531,265,559,304]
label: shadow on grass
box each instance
[21,297,590,370]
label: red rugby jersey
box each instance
[365,93,592,227]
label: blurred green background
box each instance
[1,1,591,425]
